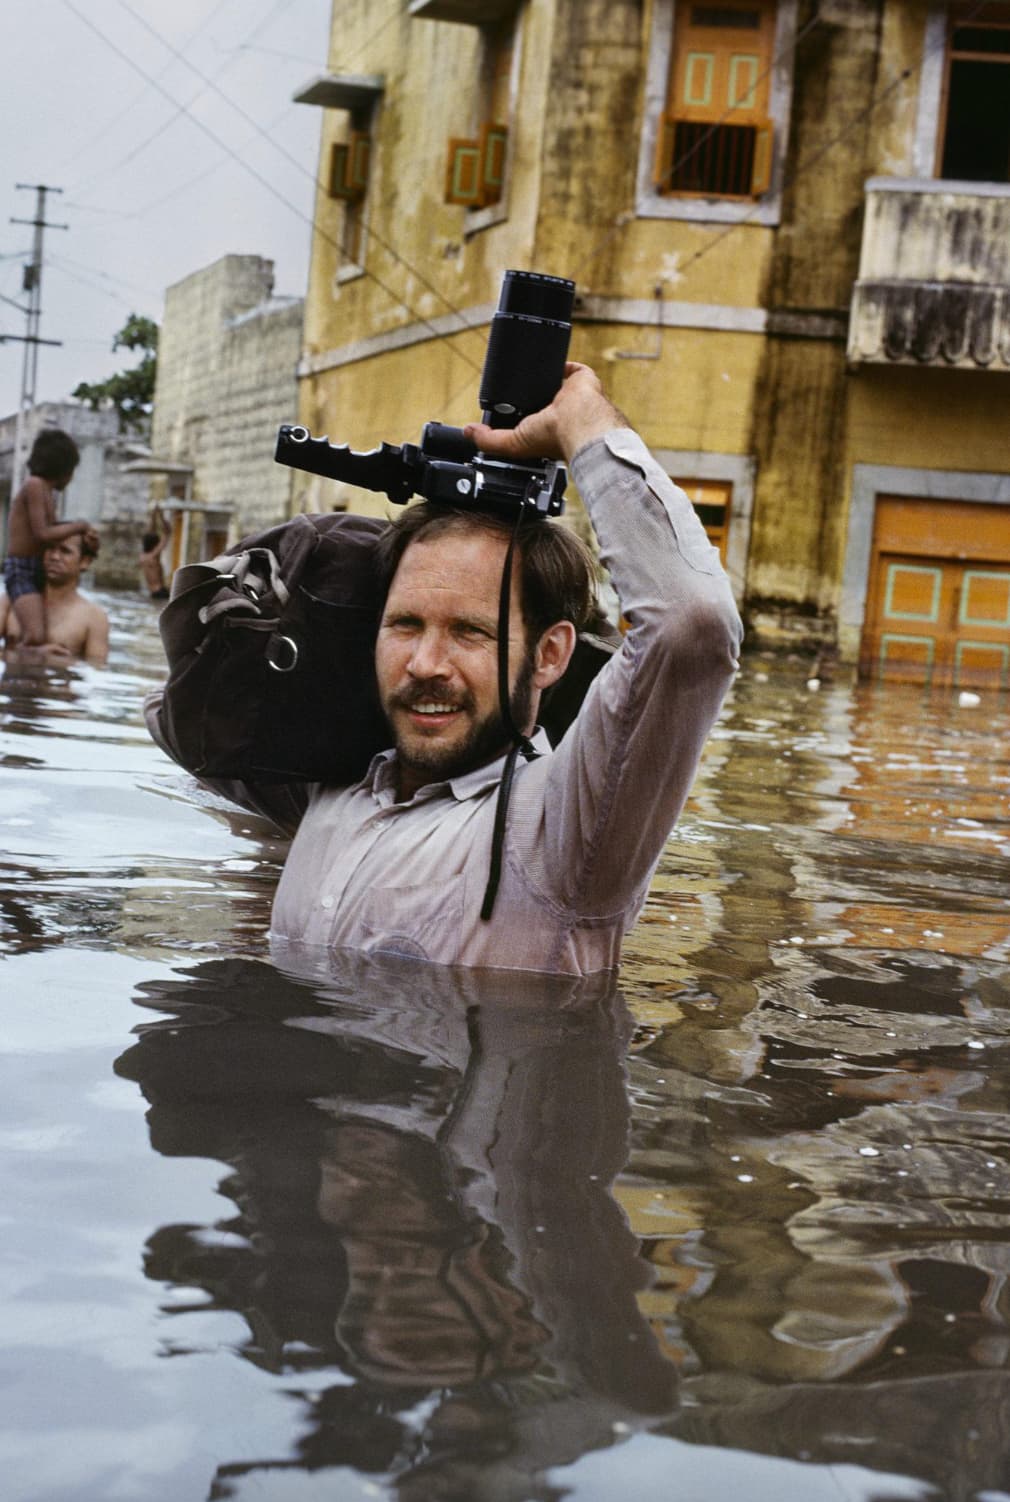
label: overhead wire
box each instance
[60,0,237,178]
[110,0,483,369]
[232,40,332,67]
[70,6,405,225]
[49,0,995,415]
[48,257,138,308]
[575,5,826,286]
[68,0,303,196]
[48,250,159,301]
[584,0,995,287]
[60,0,484,377]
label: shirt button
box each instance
[320,895,334,910]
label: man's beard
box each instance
[386,652,536,786]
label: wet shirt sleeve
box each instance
[524,429,743,917]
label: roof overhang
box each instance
[120,457,194,476]
[292,73,384,110]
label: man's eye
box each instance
[455,623,493,641]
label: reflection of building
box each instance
[147,255,304,573]
[294,0,1010,688]
[0,402,151,588]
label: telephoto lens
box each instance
[479,270,576,429]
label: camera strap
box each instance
[480,509,538,921]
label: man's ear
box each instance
[532,620,577,690]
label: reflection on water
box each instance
[1,595,1009,1501]
[117,953,674,1499]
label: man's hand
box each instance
[464,362,625,465]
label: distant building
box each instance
[292,0,1010,690]
[0,403,152,589]
[148,254,304,574]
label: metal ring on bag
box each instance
[265,634,299,673]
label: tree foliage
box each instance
[73,313,159,431]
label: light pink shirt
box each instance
[147,429,742,974]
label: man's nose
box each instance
[406,629,452,680]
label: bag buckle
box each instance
[265,634,299,673]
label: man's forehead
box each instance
[391,529,511,593]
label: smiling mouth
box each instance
[403,702,464,725]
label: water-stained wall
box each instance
[152,255,303,539]
[297,0,1010,658]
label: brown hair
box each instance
[374,504,598,646]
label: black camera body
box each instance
[275,270,575,517]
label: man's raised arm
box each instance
[472,363,743,920]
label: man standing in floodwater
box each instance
[0,532,109,664]
[139,506,172,601]
[148,363,743,974]
[2,429,100,647]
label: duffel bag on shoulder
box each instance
[155,511,390,783]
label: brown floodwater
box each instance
[1,588,1008,1502]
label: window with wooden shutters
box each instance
[444,18,514,209]
[329,132,371,202]
[293,74,384,275]
[658,0,776,199]
[328,130,372,265]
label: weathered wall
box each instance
[152,255,302,538]
[298,0,1009,658]
[299,0,557,464]
[298,0,771,510]
[846,365,1010,475]
[743,0,887,629]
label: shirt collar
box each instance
[364,728,553,806]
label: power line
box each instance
[62,3,402,221]
[590,0,995,288]
[233,40,331,67]
[59,0,484,377]
[48,255,151,308]
[71,0,303,197]
[60,0,238,177]
[101,0,408,230]
[108,0,484,371]
[575,7,826,286]
[49,250,158,299]
[128,103,294,220]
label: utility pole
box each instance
[7,183,66,495]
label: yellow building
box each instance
[293,0,1010,689]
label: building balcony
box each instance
[847,178,1010,373]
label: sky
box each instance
[0,0,334,420]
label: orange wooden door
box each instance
[861,497,1010,689]
[675,477,732,562]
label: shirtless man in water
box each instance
[3,429,100,646]
[0,532,109,664]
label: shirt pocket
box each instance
[356,875,467,963]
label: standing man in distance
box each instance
[1,532,110,664]
[147,362,743,974]
[139,505,172,601]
